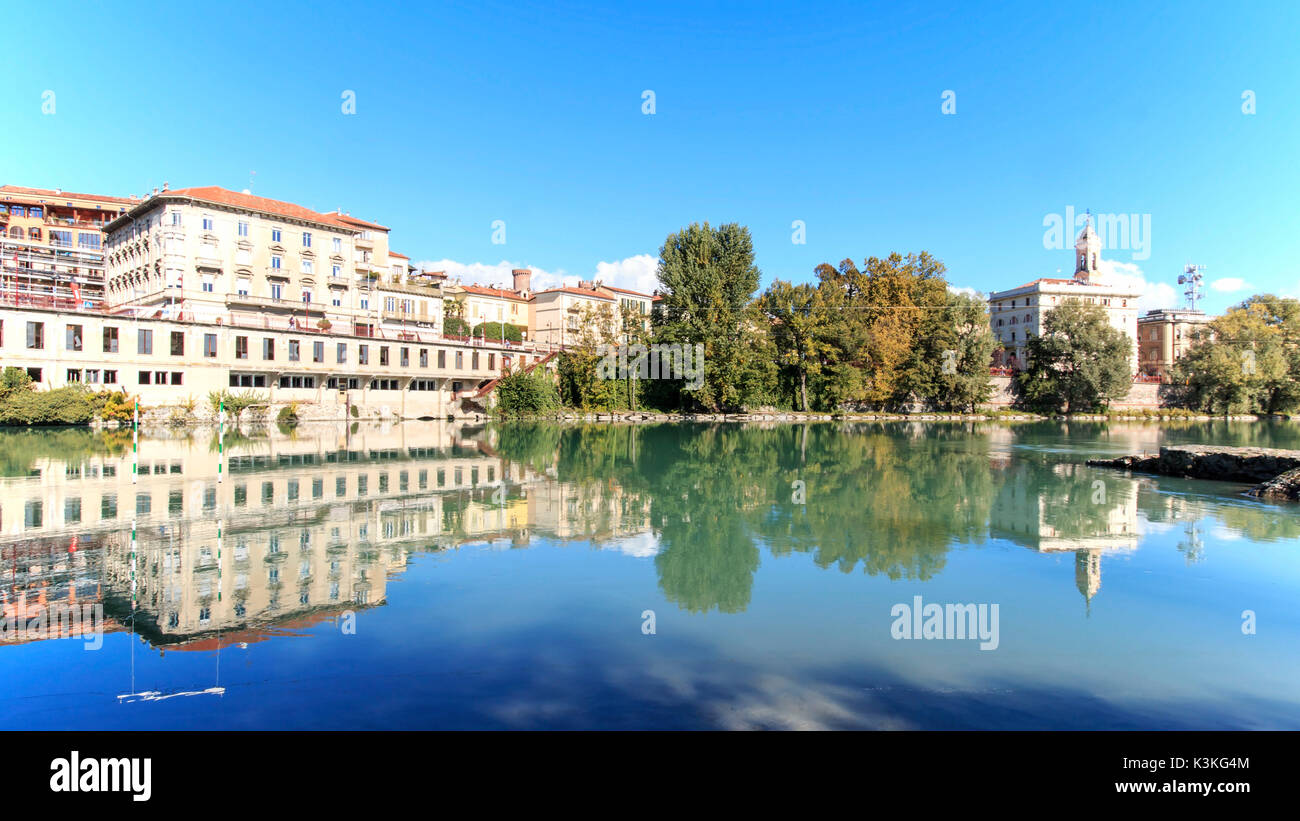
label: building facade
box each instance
[1136,308,1214,378]
[1,185,138,310]
[988,218,1142,373]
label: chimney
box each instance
[512,268,532,294]
[162,181,169,192]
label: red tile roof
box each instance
[164,186,356,229]
[534,286,615,302]
[461,284,530,300]
[602,284,656,298]
[0,184,136,206]
[330,212,389,231]
[388,251,409,259]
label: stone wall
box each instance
[982,375,1163,409]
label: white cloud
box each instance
[1092,259,1176,313]
[947,285,981,298]
[411,254,659,295]
[1210,277,1252,293]
[593,254,660,294]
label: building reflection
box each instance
[2,421,1286,647]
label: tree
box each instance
[918,291,998,412]
[1173,295,1300,414]
[1016,301,1132,413]
[557,303,621,409]
[653,222,762,411]
[759,281,835,411]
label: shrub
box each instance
[494,368,560,416]
[443,317,471,337]
[207,390,268,419]
[277,403,300,426]
[473,321,524,344]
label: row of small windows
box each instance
[8,322,502,373]
[181,211,343,253]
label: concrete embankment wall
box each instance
[983,376,1162,409]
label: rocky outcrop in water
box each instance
[1087,445,1300,500]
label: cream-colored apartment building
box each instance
[530,281,657,347]
[1136,308,1214,379]
[988,219,1142,373]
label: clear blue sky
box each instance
[2,0,1297,312]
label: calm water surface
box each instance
[2,420,1299,729]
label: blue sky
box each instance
[2,0,1297,312]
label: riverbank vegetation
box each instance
[0,367,135,426]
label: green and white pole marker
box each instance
[130,519,137,611]
[218,399,225,484]
[216,518,223,603]
[132,400,139,485]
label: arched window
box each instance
[7,226,19,238]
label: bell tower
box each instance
[1074,211,1102,283]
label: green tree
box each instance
[1173,295,1300,414]
[760,280,834,410]
[1016,301,1132,413]
[653,222,762,411]
[915,291,998,412]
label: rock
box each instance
[1248,466,1300,501]
[1088,445,1300,501]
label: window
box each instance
[302,260,313,275]
[438,350,446,368]
[359,345,369,365]
[138,371,151,385]
[488,353,495,370]
[472,352,480,369]
[263,338,275,360]
[380,347,390,366]
[332,237,342,253]
[400,347,410,367]
[331,264,341,278]
[26,322,44,349]
[235,336,249,359]
[137,329,152,354]
[104,370,117,385]
[302,289,312,304]
[85,369,100,384]
[170,331,184,356]
[202,280,214,292]
[271,228,282,243]
[238,221,249,237]
[50,229,72,247]
[455,351,463,369]
[271,256,282,270]
[337,343,347,363]
[302,232,312,248]
[288,340,301,361]
[202,216,214,231]
[360,297,369,310]
[271,283,283,301]
[170,211,181,226]
[171,372,183,385]
[155,370,168,385]
[313,341,324,362]
[66,324,83,351]
[331,294,341,307]
[66,368,82,383]
[237,280,250,296]
[419,349,428,368]
[204,334,217,358]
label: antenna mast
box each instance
[1177,264,1205,312]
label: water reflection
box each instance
[3,420,1300,650]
